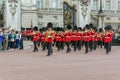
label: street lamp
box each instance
[98,0,105,29]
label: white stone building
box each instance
[21,0,63,28]
[1,0,120,30]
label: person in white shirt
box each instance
[15,31,20,49]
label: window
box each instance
[118,1,120,11]
[25,0,31,4]
[106,17,110,20]
[45,0,50,8]
[93,0,98,10]
[106,0,111,10]
[38,0,43,8]
[38,16,43,19]
[53,16,58,19]
[51,0,58,8]
[0,0,2,4]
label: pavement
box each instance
[0,41,120,80]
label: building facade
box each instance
[91,0,120,29]
[21,0,63,28]
[1,0,120,30]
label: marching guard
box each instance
[45,22,56,56]
[97,28,104,48]
[41,27,47,51]
[83,25,91,53]
[89,24,95,52]
[30,22,114,55]
[32,26,40,52]
[64,25,72,53]
[104,25,114,54]
[55,27,63,51]
[72,26,78,51]
[77,27,83,50]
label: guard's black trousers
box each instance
[98,41,103,48]
[33,41,38,52]
[42,42,47,51]
[104,42,111,54]
[38,40,41,47]
[77,41,82,50]
[94,41,97,50]
[66,42,71,53]
[72,41,77,51]
[56,42,61,51]
[47,42,52,56]
[89,40,94,51]
[61,41,64,50]
[85,42,89,53]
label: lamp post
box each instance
[20,0,22,31]
[98,0,105,29]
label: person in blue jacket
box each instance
[0,29,3,50]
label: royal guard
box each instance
[32,26,39,52]
[72,26,78,51]
[93,27,98,50]
[45,22,56,56]
[89,23,95,52]
[60,27,65,50]
[83,25,91,53]
[107,25,114,53]
[104,25,114,54]
[55,27,62,51]
[64,25,72,53]
[37,31,41,47]
[41,27,47,51]
[97,28,103,48]
[77,27,83,50]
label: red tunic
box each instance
[104,37,111,43]
[78,32,83,41]
[41,33,46,42]
[65,32,72,42]
[46,31,55,43]
[83,32,90,42]
[33,33,40,42]
[55,33,62,42]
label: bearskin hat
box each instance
[73,25,78,30]
[42,27,46,31]
[104,26,108,31]
[78,27,83,31]
[56,27,61,31]
[60,27,64,32]
[89,23,94,29]
[107,25,112,30]
[67,24,72,29]
[53,27,56,31]
[85,24,90,29]
[99,28,103,32]
[39,28,42,32]
[47,22,53,29]
[93,26,97,32]
[33,26,38,31]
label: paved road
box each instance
[0,42,120,80]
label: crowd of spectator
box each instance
[0,28,23,51]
